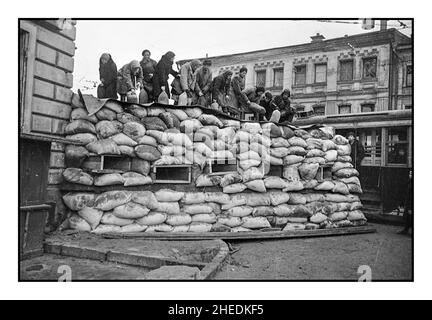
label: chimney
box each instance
[310,33,325,43]
[380,19,387,31]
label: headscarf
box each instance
[99,53,111,67]
[190,59,202,69]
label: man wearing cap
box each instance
[347,131,365,169]
[194,59,213,107]
[179,59,202,104]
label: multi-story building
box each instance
[181,27,413,216]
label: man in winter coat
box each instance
[139,49,157,102]
[194,59,213,107]
[211,70,233,108]
[347,131,365,169]
[117,60,143,101]
[153,51,179,100]
[241,86,266,115]
[229,67,249,111]
[98,53,118,99]
[259,92,277,121]
[179,59,202,104]
[272,89,296,123]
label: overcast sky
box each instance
[72,19,412,95]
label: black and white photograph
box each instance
[17,17,415,283]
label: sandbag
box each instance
[119,223,147,233]
[123,121,146,140]
[242,122,262,134]
[117,112,140,124]
[261,122,282,138]
[308,129,328,140]
[126,105,147,119]
[172,225,190,232]
[198,114,223,128]
[310,212,328,224]
[130,158,151,176]
[64,120,96,135]
[147,107,166,117]
[168,109,189,121]
[223,183,247,194]
[325,194,358,203]
[238,159,260,171]
[350,202,363,211]
[65,145,90,167]
[210,223,231,232]
[333,135,349,145]
[112,202,150,219]
[66,133,98,145]
[283,223,306,231]
[70,108,98,123]
[264,177,287,189]
[154,155,189,166]
[287,217,308,223]
[288,136,308,148]
[111,133,138,147]
[329,211,348,222]
[306,149,325,158]
[205,192,230,204]
[69,214,92,232]
[303,157,326,165]
[337,155,353,163]
[315,181,335,191]
[95,120,122,139]
[220,173,242,188]
[118,145,135,157]
[283,165,300,182]
[282,181,304,192]
[142,117,167,131]
[270,147,290,158]
[288,193,307,205]
[237,150,261,162]
[135,145,161,161]
[182,203,213,215]
[322,140,337,152]
[339,176,361,186]
[206,202,221,214]
[283,155,304,166]
[336,144,351,156]
[101,212,134,226]
[294,129,311,140]
[166,214,192,226]
[166,132,193,148]
[280,126,295,139]
[332,181,350,195]
[62,193,95,211]
[181,192,206,204]
[189,152,207,169]
[154,202,180,215]
[305,138,323,150]
[274,204,296,217]
[269,192,290,206]
[159,112,180,129]
[77,207,103,230]
[347,183,363,194]
[241,167,264,183]
[196,174,222,187]
[303,179,319,189]
[122,172,152,186]
[218,215,243,227]
[180,119,203,132]
[334,168,359,178]
[136,212,167,226]
[188,222,212,233]
[94,191,132,211]
[94,173,124,186]
[298,163,320,181]
[155,189,184,202]
[226,206,253,217]
[271,137,289,148]
[136,135,158,148]
[324,150,338,162]
[347,210,366,221]
[92,224,122,234]
[241,216,270,229]
[221,198,247,210]
[131,191,159,210]
[192,213,217,224]
[252,206,275,217]
[221,119,241,129]
[62,168,93,186]
[96,108,117,121]
[218,127,236,143]
[86,139,121,155]
[270,156,283,166]
[286,146,307,156]
[184,107,203,118]
[245,179,266,193]
[145,223,173,232]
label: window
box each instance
[359,129,382,166]
[294,65,306,85]
[361,103,375,113]
[405,105,412,110]
[313,105,325,116]
[405,65,412,87]
[273,68,284,88]
[255,70,266,87]
[20,29,29,131]
[295,105,305,112]
[386,127,409,165]
[338,104,351,114]
[339,60,354,81]
[314,64,327,83]
[363,57,377,79]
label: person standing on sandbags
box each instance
[271,89,296,123]
[211,70,233,110]
[117,60,143,102]
[194,59,213,107]
[97,53,118,99]
[178,59,202,106]
[139,49,157,102]
[152,51,179,102]
[347,131,365,169]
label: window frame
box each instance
[338,104,352,114]
[294,64,307,86]
[405,64,412,87]
[255,69,267,88]
[362,56,378,80]
[313,104,325,116]
[338,59,354,82]
[272,67,284,89]
[361,103,375,113]
[385,127,410,167]
[19,21,37,134]
[314,63,327,84]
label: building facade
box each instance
[181,28,413,215]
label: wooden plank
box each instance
[34,60,73,88]
[32,96,71,120]
[102,225,377,241]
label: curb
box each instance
[196,240,229,280]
